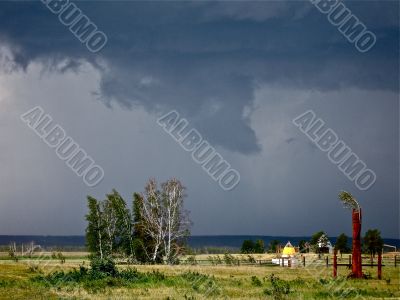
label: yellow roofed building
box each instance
[271,241,298,267]
[282,241,296,257]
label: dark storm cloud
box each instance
[0,1,398,238]
[0,1,398,153]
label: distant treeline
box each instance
[1,236,399,251]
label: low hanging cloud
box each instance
[0,1,398,154]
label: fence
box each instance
[300,254,398,268]
[179,259,278,267]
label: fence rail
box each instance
[179,259,278,266]
[303,255,398,268]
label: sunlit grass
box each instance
[0,253,398,299]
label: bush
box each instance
[247,255,256,264]
[251,276,262,287]
[182,271,210,282]
[56,252,66,264]
[223,253,236,265]
[264,274,291,299]
[8,251,18,262]
[32,264,169,293]
[207,255,223,265]
[186,255,197,265]
[90,257,117,277]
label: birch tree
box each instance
[161,179,190,264]
[140,179,165,263]
[139,178,191,264]
[85,179,191,264]
[86,191,136,260]
[107,190,135,260]
[86,196,106,259]
[102,199,118,255]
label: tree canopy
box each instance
[85,178,191,264]
[335,233,350,256]
[363,229,383,257]
[241,239,265,254]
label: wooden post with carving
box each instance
[338,191,363,278]
[352,208,362,278]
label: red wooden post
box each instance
[333,250,337,278]
[377,253,382,279]
[352,209,363,278]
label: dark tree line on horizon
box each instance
[239,230,384,257]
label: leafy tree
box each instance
[298,240,308,253]
[310,231,327,253]
[106,190,134,258]
[268,240,280,253]
[335,233,350,257]
[133,192,151,263]
[137,178,191,264]
[363,229,383,258]
[161,179,191,264]
[90,256,117,277]
[254,240,265,253]
[241,240,255,254]
[86,192,133,260]
[85,178,191,265]
[85,196,107,259]
[310,231,325,246]
[102,195,118,255]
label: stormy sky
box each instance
[0,1,398,238]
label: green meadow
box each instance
[0,253,398,299]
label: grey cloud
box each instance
[0,0,398,238]
[0,1,398,155]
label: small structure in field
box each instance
[272,241,299,267]
[282,241,296,257]
[317,234,334,254]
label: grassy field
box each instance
[0,253,398,299]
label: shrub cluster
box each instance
[263,274,291,300]
[32,258,167,293]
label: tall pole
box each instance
[352,208,362,278]
[339,191,363,279]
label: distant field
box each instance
[0,252,398,299]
